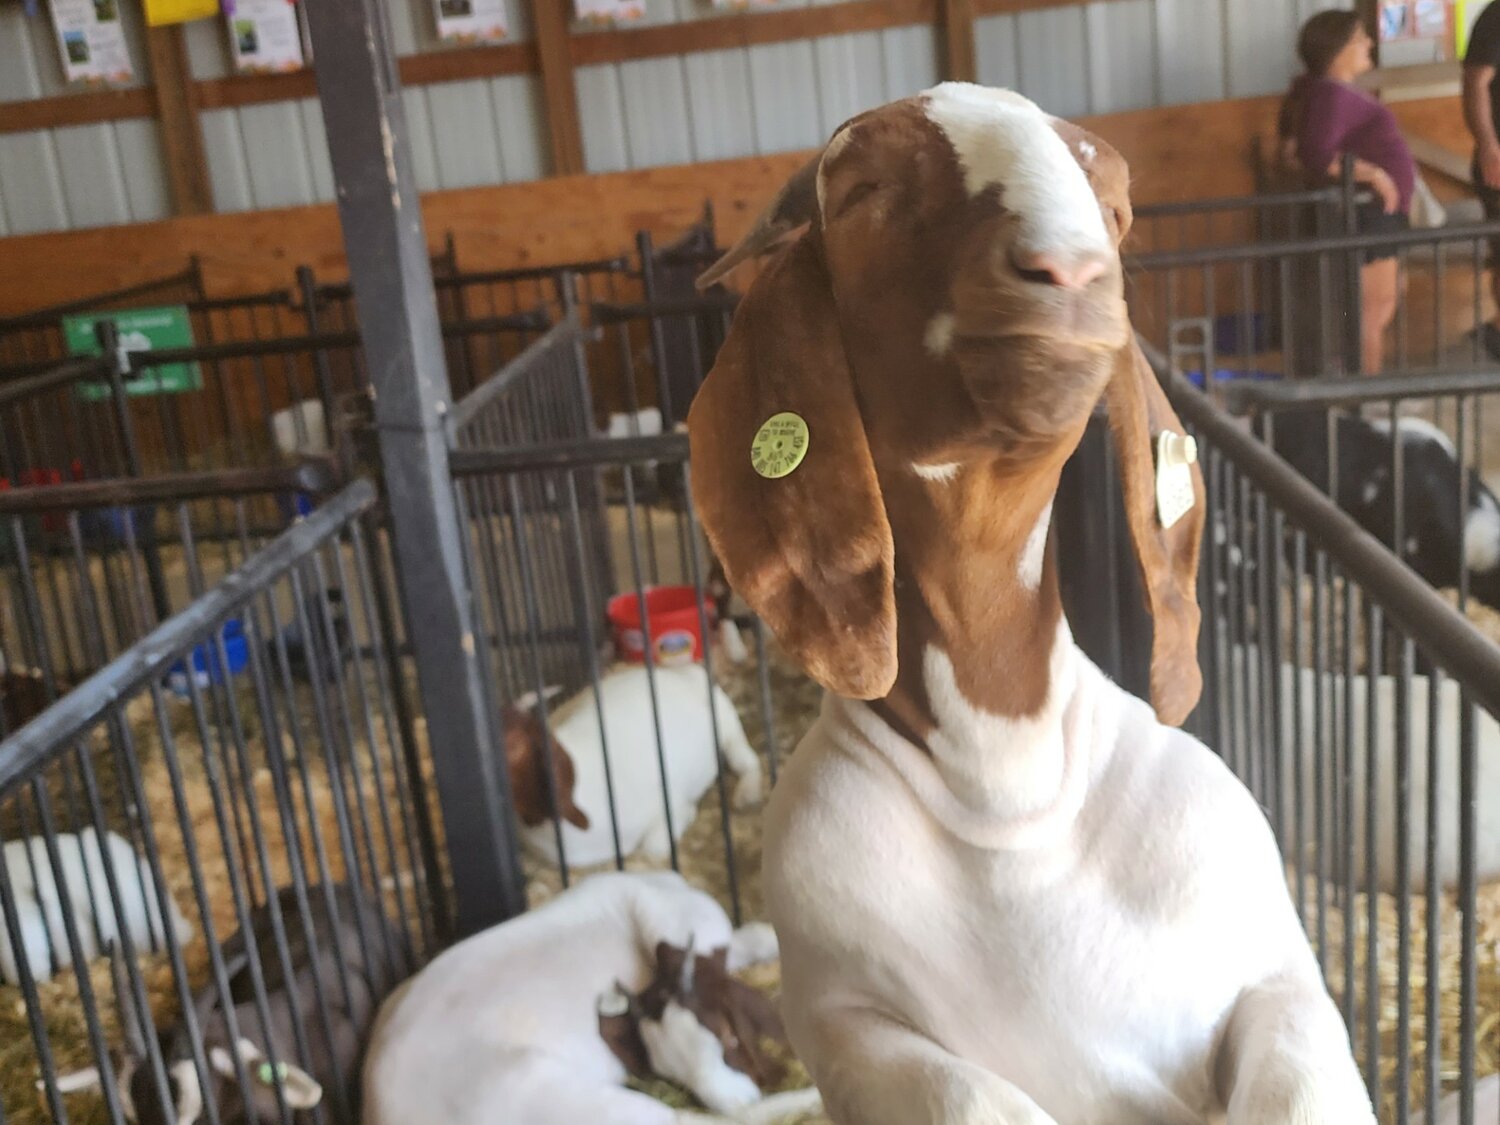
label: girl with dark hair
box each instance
[1279,9,1417,374]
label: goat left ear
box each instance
[689,235,897,700]
[214,1039,323,1111]
[1105,336,1205,726]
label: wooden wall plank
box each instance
[0,89,156,135]
[940,0,977,82]
[10,92,1465,315]
[143,25,213,215]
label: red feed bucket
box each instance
[606,586,714,667]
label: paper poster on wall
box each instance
[48,0,134,84]
[1380,0,1414,40]
[573,0,644,27]
[61,307,203,402]
[225,0,306,74]
[1414,0,1450,34]
[434,0,509,42]
[144,0,220,26]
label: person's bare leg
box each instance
[1361,257,1399,374]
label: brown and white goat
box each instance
[688,83,1373,1124]
[362,871,815,1125]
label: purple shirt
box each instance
[1290,75,1416,214]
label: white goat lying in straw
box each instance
[362,872,821,1125]
[686,84,1374,1122]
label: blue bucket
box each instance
[167,619,249,695]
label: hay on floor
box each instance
[0,668,439,1125]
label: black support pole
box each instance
[301,0,527,933]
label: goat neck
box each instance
[871,426,1080,817]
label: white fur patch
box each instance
[1017,502,1053,590]
[925,311,956,356]
[640,1000,760,1114]
[921,83,1108,258]
[921,618,1083,829]
[1078,140,1096,161]
[816,125,857,216]
[1370,415,1458,459]
[1466,492,1500,572]
[913,461,961,483]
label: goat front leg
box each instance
[1217,972,1376,1124]
[797,1003,1057,1125]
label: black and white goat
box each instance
[54,881,407,1124]
[1268,410,1500,607]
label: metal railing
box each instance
[1,459,342,703]
[0,478,444,1124]
[449,432,787,930]
[1063,345,1500,1123]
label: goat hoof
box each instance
[733,772,765,810]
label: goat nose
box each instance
[1011,249,1109,290]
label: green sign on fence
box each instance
[62,305,202,402]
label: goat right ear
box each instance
[688,235,897,700]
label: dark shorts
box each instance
[1355,201,1409,264]
[1473,152,1500,262]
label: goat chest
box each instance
[763,662,1316,1124]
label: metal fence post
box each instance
[94,320,173,626]
[301,0,528,933]
[1056,411,1152,702]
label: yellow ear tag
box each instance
[751,413,810,480]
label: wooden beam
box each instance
[570,0,935,66]
[143,26,212,215]
[530,0,585,176]
[0,87,155,135]
[939,0,976,82]
[1,0,1144,135]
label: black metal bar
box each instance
[1152,354,1500,718]
[1129,216,1500,269]
[303,0,527,933]
[0,460,339,514]
[0,266,200,327]
[0,479,377,789]
[453,432,691,476]
[448,316,593,433]
[1224,365,1500,414]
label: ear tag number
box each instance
[751,413,810,479]
[1155,430,1198,531]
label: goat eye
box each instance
[833,181,882,219]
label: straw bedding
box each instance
[6,630,1500,1124]
[0,670,439,1125]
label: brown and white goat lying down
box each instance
[687,84,1374,1123]
[362,871,820,1125]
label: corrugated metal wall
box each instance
[0,0,1439,236]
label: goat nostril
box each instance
[1011,250,1108,291]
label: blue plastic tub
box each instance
[167,619,249,695]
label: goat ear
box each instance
[219,1039,322,1111]
[696,154,822,291]
[1104,336,1205,726]
[689,235,897,700]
